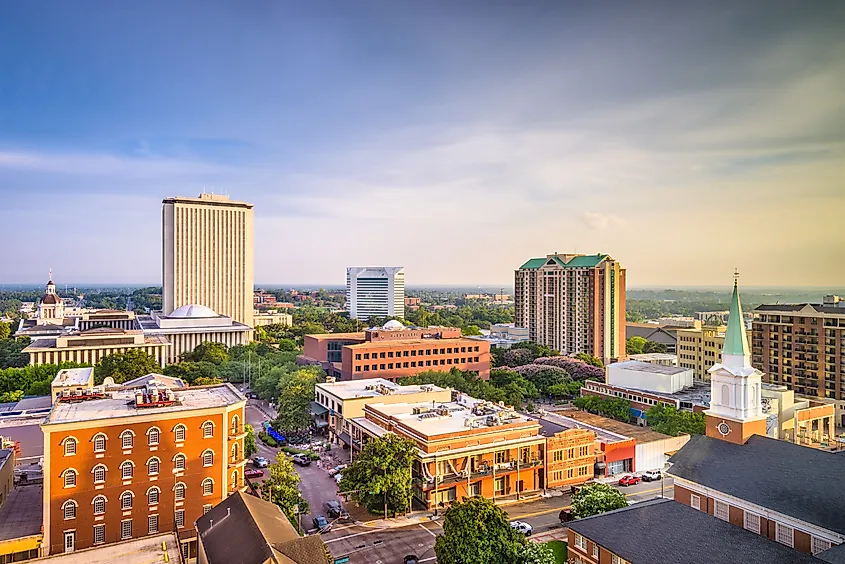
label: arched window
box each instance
[147,487,160,506]
[174,453,186,472]
[202,449,214,467]
[120,460,134,479]
[62,500,77,520]
[93,433,107,453]
[92,495,106,515]
[92,464,107,484]
[63,437,77,456]
[147,427,160,446]
[231,469,239,489]
[120,430,134,449]
[750,384,756,407]
[231,442,239,462]
[120,491,134,510]
[721,384,730,407]
[63,469,77,488]
[147,457,160,476]
[231,414,240,435]
[174,482,186,501]
[202,478,214,496]
[174,424,186,443]
[202,421,214,438]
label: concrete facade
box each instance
[346,266,405,321]
[24,328,169,367]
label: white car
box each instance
[334,473,343,484]
[510,521,533,536]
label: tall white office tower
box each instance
[346,267,405,320]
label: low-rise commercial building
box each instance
[0,446,44,563]
[467,323,530,350]
[22,534,180,564]
[24,328,169,367]
[677,325,754,380]
[607,360,693,394]
[252,311,293,327]
[628,353,678,366]
[50,368,95,403]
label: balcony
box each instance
[229,425,248,440]
[418,460,544,490]
[228,456,248,468]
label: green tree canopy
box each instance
[626,336,647,355]
[645,404,705,436]
[573,352,604,368]
[0,322,11,341]
[547,380,583,399]
[244,424,258,458]
[272,366,324,434]
[573,395,631,422]
[338,434,418,516]
[643,340,668,354]
[181,341,229,364]
[434,496,527,564]
[163,361,220,384]
[262,452,309,522]
[519,542,556,564]
[96,350,160,384]
[571,483,629,518]
[191,376,223,386]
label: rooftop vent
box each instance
[135,384,176,408]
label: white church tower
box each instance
[704,273,768,444]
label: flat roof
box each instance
[305,332,366,341]
[35,533,181,563]
[610,360,689,375]
[0,483,43,542]
[43,383,245,425]
[136,315,252,334]
[592,379,712,408]
[0,421,45,459]
[24,334,169,350]
[345,337,482,349]
[317,378,447,401]
[52,367,94,387]
[547,409,671,443]
[628,353,678,361]
[350,417,389,438]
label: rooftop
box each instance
[52,367,94,387]
[345,337,481,349]
[317,378,447,401]
[538,412,630,444]
[546,409,671,444]
[610,360,688,375]
[568,498,824,564]
[31,533,181,564]
[590,379,712,408]
[755,303,845,316]
[669,434,845,535]
[120,373,187,389]
[25,333,170,350]
[628,353,678,362]
[0,483,43,542]
[305,332,366,341]
[43,383,245,426]
[518,253,608,270]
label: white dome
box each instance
[169,304,218,318]
[382,319,405,330]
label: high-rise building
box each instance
[345,266,404,320]
[162,194,254,328]
[514,253,625,364]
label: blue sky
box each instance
[0,1,843,286]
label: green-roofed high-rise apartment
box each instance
[514,253,626,365]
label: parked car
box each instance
[404,556,419,564]
[244,468,264,479]
[334,473,343,484]
[313,515,330,531]
[618,474,641,487]
[292,454,312,466]
[253,456,269,468]
[558,509,574,523]
[328,464,347,477]
[325,500,342,517]
[641,470,662,482]
[510,521,533,536]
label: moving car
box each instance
[244,468,264,479]
[618,474,640,487]
[253,456,269,468]
[313,515,330,531]
[292,454,312,466]
[641,470,662,482]
[509,521,533,536]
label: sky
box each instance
[0,1,843,287]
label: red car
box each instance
[245,468,264,479]
[618,475,640,487]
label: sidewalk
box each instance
[531,527,569,543]
[357,511,442,529]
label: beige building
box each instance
[50,368,95,402]
[252,311,293,327]
[162,194,254,328]
[677,325,754,380]
[514,253,626,364]
[23,328,169,367]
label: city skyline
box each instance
[1,2,843,287]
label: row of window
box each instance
[67,507,206,549]
[572,533,607,562]
[551,446,591,462]
[550,466,589,482]
[61,480,215,520]
[355,346,481,360]
[61,417,240,456]
[355,357,481,372]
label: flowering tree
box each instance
[571,483,628,518]
[533,356,604,381]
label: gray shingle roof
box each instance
[668,434,845,535]
[568,499,825,564]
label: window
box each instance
[120,491,133,510]
[93,495,106,515]
[202,478,214,495]
[690,494,701,510]
[552,471,563,481]
[203,504,213,515]
[812,537,832,555]
[592,544,599,558]
[93,464,106,483]
[494,477,505,495]
[469,482,481,496]
[93,434,106,453]
[611,556,628,564]
[174,482,186,501]
[231,415,240,435]
[121,519,132,540]
[174,454,186,471]
[202,450,214,467]
[148,514,158,534]
[574,534,586,550]
[495,451,506,464]
[64,437,77,456]
[232,469,239,488]
[552,450,563,462]
[121,461,134,479]
[63,469,77,488]
[744,511,760,534]
[147,427,160,446]
[148,487,160,506]
[776,523,794,547]
[93,524,105,545]
[148,457,160,475]
[714,500,729,521]
[175,509,185,529]
[174,424,186,443]
[62,500,77,520]
[120,430,134,449]
[231,442,240,462]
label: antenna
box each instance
[733,268,740,286]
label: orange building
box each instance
[41,381,247,561]
[545,428,597,488]
[299,322,491,381]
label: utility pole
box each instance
[383,466,388,520]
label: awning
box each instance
[315,420,329,428]
[311,401,328,416]
[339,432,351,446]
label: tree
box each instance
[511,365,570,394]
[462,325,482,336]
[181,341,229,364]
[571,483,628,518]
[96,350,160,384]
[626,336,647,355]
[646,404,705,436]
[573,352,604,368]
[163,361,220,384]
[272,366,323,434]
[262,452,309,522]
[573,395,631,422]
[338,434,417,516]
[547,380,583,399]
[0,322,11,341]
[519,542,556,564]
[244,424,258,457]
[191,376,223,386]
[434,496,526,564]
[643,340,668,354]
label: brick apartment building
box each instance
[299,321,491,381]
[41,381,247,560]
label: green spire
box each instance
[723,277,750,356]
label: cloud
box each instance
[581,212,627,231]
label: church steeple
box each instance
[722,270,750,360]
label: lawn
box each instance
[546,540,568,564]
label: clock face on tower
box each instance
[717,421,732,436]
